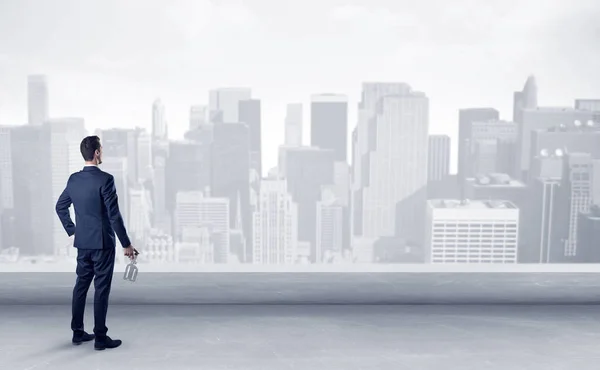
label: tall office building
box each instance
[513,75,538,123]
[211,122,251,258]
[351,82,421,240]
[28,75,49,126]
[239,99,262,176]
[47,118,87,256]
[559,154,600,260]
[136,129,153,183]
[166,140,212,213]
[457,108,500,182]
[10,125,53,256]
[316,187,344,263]
[0,127,13,209]
[128,185,152,242]
[517,108,594,179]
[152,99,167,140]
[311,94,348,161]
[209,88,251,123]
[530,121,600,165]
[280,146,335,262]
[428,135,451,182]
[524,154,563,263]
[359,87,429,244]
[459,118,516,181]
[252,178,298,264]
[425,199,519,264]
[174,191,230,263]
[189,105,207,131]
[152,155,168,232]
[98,128,139,185]
[285,103,303,147]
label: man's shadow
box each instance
[10,340,100,368]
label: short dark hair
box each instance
[80,136,101,161]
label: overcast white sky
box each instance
[0,0,599,172]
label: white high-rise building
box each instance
[0,127,13,209]
[351,83,416,238]
[316,187,344,263]
[152,99,167,139]
[28,75,49,126]
[285,103,303,146]
[48,118,87,256]
[358,85,429,240]
[252,178,298,264]
[136,130,152,183]
[128,185,152,242]
[209,88,251,123]
[425,199,519,264]
[175,191,230,263]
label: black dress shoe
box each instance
[72,332,96,345]
[94,336,122,351]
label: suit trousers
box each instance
[71,247,116,339]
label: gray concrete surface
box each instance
[2,272,600,304]
[2,304,600,370]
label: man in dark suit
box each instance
[55,135,139,351]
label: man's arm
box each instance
[55,187,75,237]
[101,175,131,248]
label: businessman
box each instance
[55,135,139,351]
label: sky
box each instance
[0,0,599,172]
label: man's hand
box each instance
[124,246,139,260]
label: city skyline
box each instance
[1,0,600,173]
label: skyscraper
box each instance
[98,128,138,185]
[280,146,335,262]
[166,140,212,214]
[359,87,429,243]
[28,75,49,126]
[524,154,563,263]
[316,187,344,263]
[458,108,500,179]
[559,153,600,260]
[10,125,53,256]
[252,178,298,264]
[513,75,538,124]
[152,99,167,140]
[47,118,87,255]
[175,191,230,263]
[351,82,422,240]
[128,185,152,243]
[425,199,519,264]
[211,122,251,258]
[285,103,303,147]
[136,129,153,183]
[239,99,262,176]
[310,94,348,161]
[517,108,594,180]
[209,88,251,123]
[428,135,451,182]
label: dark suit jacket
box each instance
[55,166,131,250]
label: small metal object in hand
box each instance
[123,255,138,282]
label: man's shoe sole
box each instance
[94,344,122,351]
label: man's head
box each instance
[80,136,103,165]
